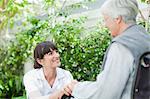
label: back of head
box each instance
[100,0,139,24]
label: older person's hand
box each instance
[62,80,78,96]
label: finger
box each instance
[59,90,65,98]
[63,89,70,96]
[68,80,78,90]
[64,85,72,95]
[58,92,64,99]
[61,86,70,96]
[72,80,78,83]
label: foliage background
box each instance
[0,0,110,98]
[0,0,149,98]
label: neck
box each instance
[119,24,130,34]
[118,23,135,36]
[43,66,57,82]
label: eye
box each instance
[55,50,59,53]
[48,52,52,55]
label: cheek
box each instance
[105,20,113,29]
[104,21,109,28]
[46,57,52,63]
[111,26,119,37]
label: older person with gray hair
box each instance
[62,0,150,99]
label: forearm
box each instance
[28,90,64,99]
[29,94,50,99]
[49,90,64,99]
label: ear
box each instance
[37,58,43,66]
[115,16,122,24]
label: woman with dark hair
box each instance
[23,41,73,99]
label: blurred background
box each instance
[0,0,149,98]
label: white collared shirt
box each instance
[23,67,73,99]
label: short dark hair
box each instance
[33,41,58,69]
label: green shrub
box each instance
[0,17,110,98]
[2,0,149,98]
[52,18,110,81]
[0,19,49,98]
[3,14,150,98]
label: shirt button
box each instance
[135,89,138,92]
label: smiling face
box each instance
[40,49,61,69]
[34,41,61,69]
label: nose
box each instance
[99,18,107,28]
[100,22,106,28]
[53,51,60,57]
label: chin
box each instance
[111,33,118,38]
[55,62,61,67]
[57,63,61,67]
[52,61,61,68]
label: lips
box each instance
[52,58,60,62]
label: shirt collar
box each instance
[37,67,65,81]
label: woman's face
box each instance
[41,49,61,68]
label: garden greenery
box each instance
[0,15,110,98]
[0,0,149,98]
[52,19,110,81]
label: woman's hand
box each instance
[62,80,78,96]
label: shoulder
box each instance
[24,69,40,78]
[57,68,73,80]
[57,68,72,76]
[110,42,133,55]
[108,42,134,62]
[23,68,42,83]
[105,43,135,71]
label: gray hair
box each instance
[100,0,139,24]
